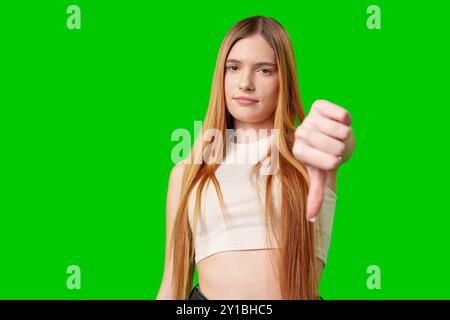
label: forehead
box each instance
[227,34,276,64]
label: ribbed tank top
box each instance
[187,132,337,264]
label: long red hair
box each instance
[169,16,319,299]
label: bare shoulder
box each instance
[167,158,190,209]
[169,159,188,183]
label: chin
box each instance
[231,111,267,124]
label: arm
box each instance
[325,170,337,194]
[156,161,186,300]
[316,258,325,281]
[293,99,355,220]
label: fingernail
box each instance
[307,216,316,222]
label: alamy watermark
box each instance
[366,264,381,290]
[66,265,81,290]
[367,5,381,30]
[171,122,280,175]
[67,5,81,30]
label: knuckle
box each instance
[305,115,316,127]
[308,114,322,129]
[296,128,308,140]
[341,110,350,123]
[311,100,323,112]
[292,144,304,159]
[331,159,340,170]
[314,99,327,106]
[341,126,351,140]
[325,157,340,171]
[332,157,341,169]
[337,142,346,155]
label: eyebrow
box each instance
[226,59,277,68]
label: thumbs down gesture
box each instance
[292,100,355,222]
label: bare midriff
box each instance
[196,248,283,300]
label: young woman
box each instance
[157,16,355,300]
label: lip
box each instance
[234,96,259,105]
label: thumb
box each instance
[306,166,327,222]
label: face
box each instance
[224,34,279,128]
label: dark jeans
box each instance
[188,284,208,300]
[188,283,324,300]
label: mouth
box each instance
[233,96,259,105]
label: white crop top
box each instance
[187,133,337,264]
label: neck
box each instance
[232,117,274,143]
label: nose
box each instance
[238,70,255,92]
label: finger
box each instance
[292,139,342,171]
[299,130,346,157]
[309,116,352,141]
[306,167,326,221]
[311,100,352,126]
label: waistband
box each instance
[188,284,208,300]
[188,284,324,300]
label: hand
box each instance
[292,100,355,221]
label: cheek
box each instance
[224,74,235,100]
[260,78,279,106]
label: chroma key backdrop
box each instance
[0,0,449,299]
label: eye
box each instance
[226,65,239,72]
[259,68,272,75]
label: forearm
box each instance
[325,169,337,194]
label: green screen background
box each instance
[1,0,448,299]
